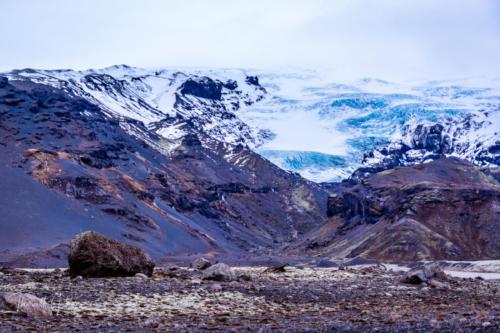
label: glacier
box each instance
[5,66,500,182]
[239,72,500,181]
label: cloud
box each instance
[1,0,499,80]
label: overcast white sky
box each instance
[1,0,499,80]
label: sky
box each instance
[1,0,499,80]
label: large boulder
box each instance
[401,263,447,285]
[0,292,52,318]
[202,263,236,281]
[68,231,155,278]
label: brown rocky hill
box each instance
[293,158,500,261]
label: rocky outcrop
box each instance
[68,231,155,278]
[0,76,8,88]
[180,77,223,100]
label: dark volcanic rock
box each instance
[68,231,155,278]
[245,76,260,86]
[180,77,223,100]
[411,124,450,153]
[223,80,238,90]
[0,76,8,88]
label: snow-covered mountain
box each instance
[6,66,500,182]
[6,66,268,150]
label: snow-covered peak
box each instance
[6,66,268,151]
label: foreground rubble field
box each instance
[0,265,499,332]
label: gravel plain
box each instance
[0,265,499,332]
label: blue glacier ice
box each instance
[259,150,347,170]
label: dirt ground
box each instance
[0,265,499,332]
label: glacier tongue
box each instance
[5,66,499,182]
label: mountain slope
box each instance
[0,75,328,265]
[1,67,499,265]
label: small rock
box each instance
[252,284,262,292]
[202,263,236,281]
[191,258,212,270]
[263,264,287,273]
[316,259,336,268]
[482,321,491,327]
[190,278,202,285]
[427,279,449,290]
[0,292,52,318]
[257,325,272,333]
[209,283,223,292]
[238,273,252,282]
[134,273,148,279]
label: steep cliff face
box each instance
[297,158,500,261]
[0,76,328,265]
